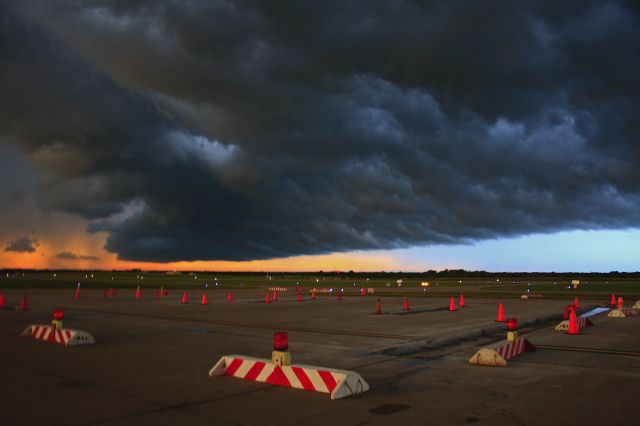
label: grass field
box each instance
[1,270,639,300]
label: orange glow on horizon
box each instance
[0,235,417,271]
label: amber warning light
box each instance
[506,317,518,331]
[53,309,64,321]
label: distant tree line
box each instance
[2,268,639,279]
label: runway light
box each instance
[273,332,288,351]
[507,317,518,331]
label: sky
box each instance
[1,1,639,272]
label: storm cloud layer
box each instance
[1,1,639,262]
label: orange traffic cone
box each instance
[361,288,365,296]
[374,298,382,314]
[459,294,465,307]
[337,291,342,301]
[265,292,270,304]
[573,296,580,309]
[135,286,141,299]
[611,293,616,306]
[0,292,5,308]
[567,308,580,334]
[495,302,506,322]
[181,291,188,304]
[155,289,160,299]
[74,285,81,299]
[311,290,316,301]
[448,296,457,311]
[109,287,114,297]
[19,294,30,311]
[618,297,624,310]
[103,288,107,298]
[227,291,233,302]
[403,297,409,311]
[273,291,278,302]
[297,292,302,302]
[201,291,208,305]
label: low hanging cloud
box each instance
[4,236,39,253]
[56,252,100,261]
[1,1,639,262]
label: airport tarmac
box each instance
[1,289,638,425]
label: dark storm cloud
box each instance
[1,1,639,261]
[56,252,100,261]
[56,252,78,260]
[5,236,39,253]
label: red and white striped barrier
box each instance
[20,325,95,347]
[555,317,593,331]
[469,337,535,367]
[608,308,637,318]
[209,355,369,400]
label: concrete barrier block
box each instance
[554,317,593,331]
[209,355,369,399]
[20,324,95,347]
[469,337,535,367]
[608,308,636,318]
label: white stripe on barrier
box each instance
[255,363,275,382]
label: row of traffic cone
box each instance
[0,292,30,310]
[448,294,466,311]
[611,293,625,309]
[100,288,119,297]
[264,290,330,303]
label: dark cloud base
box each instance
[56,252,99,261]
[1,1,639,262]
[4,236,39,253]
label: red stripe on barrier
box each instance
[318,370,338,394]
[291,367,316,391]
[266,366,291,387]
[225,358,244,377]
[65,330,72,341]
[244,361,266,381]
[31,326,39,337]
